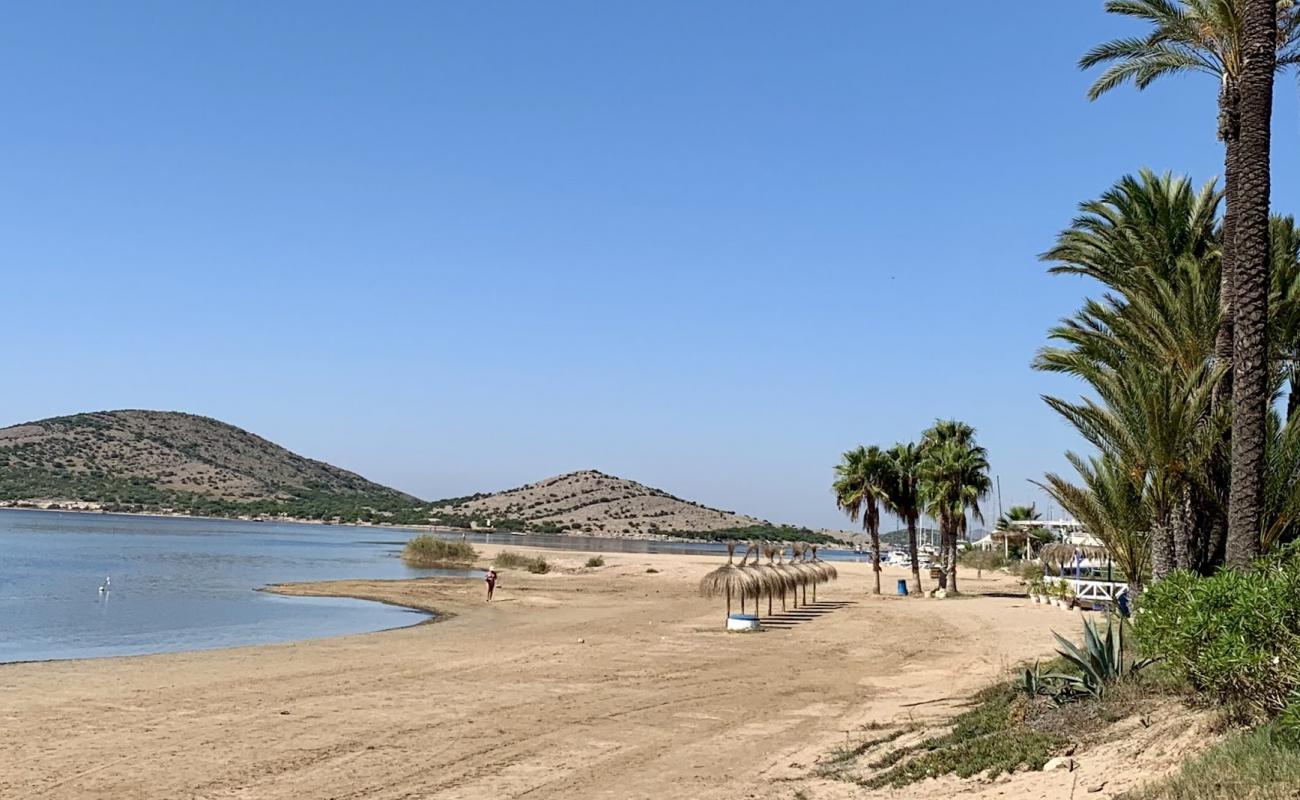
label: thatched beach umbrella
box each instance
[788,543,820,605]
[740,540,785,618]
[810,545,838,580]
[699,541,760,622]
[772,545,801,610]
[761,543,795,613]
[1039,542,1107,566]
[805,544,838,602]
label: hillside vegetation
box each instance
[0,410,421,523]
[0,411,826,539]
[432,469,829,541]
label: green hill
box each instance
[0,411,828,538]
[0,410,423,523]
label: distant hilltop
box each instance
[435,469,768,538]
[0,410,832,541]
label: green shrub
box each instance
[494,550,550,574]
[401,535,478,567]
[959,549,1008,575]
[584,555,605,568]
[1134,547,1300,719]
[863,685,1064,786]
[1017,560,1044,582]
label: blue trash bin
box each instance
[896,579,908,596]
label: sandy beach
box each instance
[1,546,1076,799]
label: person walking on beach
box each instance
[484,568,497,601]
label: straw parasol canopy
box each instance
[699,541,760,621]
[773,545,806,608]
[1039,542,1108,567]
[738,540,782,616]
[788,543,821,604]
[763,543,799,612]
[809,545,838,581]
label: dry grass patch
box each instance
[401,535,478,567]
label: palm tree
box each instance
[1038,171,1229,578]
[1228,0,1279,567]
[919,421,991,594]
[833,445,890,594]
[1270,216,1300,419]
[880,443,925,595]
[1041,454,1151,591]
[1080,0,1300,398]
[994,504,1050,558]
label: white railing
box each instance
[1047,576,1125,602]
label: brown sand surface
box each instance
[1,546,1088,799]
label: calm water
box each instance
[0,510,475,663]
[0,510,873,663]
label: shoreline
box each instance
[0,505,849,546]
[0,545,1063,799]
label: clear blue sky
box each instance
[4,2,1300,530]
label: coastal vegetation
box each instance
[825,4,1300,793]
[492,550,551,573]
[401,535,478,568]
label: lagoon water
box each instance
[0,510,875,663]
[0,510,472,663]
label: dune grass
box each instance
[401,535,478,567]
[494,550,551,574]
[1123,724,1300,800]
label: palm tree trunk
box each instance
[1172,484,1195,572]
[936,517,950,591]
[869,511,882,595]
[1216,78,1240,403]
[908,517,922,595]
[1151,513,1176,582]
[1228,0,1276,569]
[948,520,960,595]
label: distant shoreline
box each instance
[0,504,808,545]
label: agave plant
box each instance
[1048,617,1157,701]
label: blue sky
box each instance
[4,2,1300,530]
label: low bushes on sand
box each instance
[494,550,551,574]
[1134,545,1300,719]
[402,535,478,567]
[584,555,605,568]
[1128,722,1300,800]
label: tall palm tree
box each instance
[1038,171,1229,577]
[880,443,925,595]
[920,421,991,594]
[833,445,890,594]
[1228,0,1278,567]
[1080,0,1300,398]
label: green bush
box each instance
[494,550,551,574]
[401,535,478,567]
[1134,547,1300,719]
[584,555,605,568]
[959,548,1008,575]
